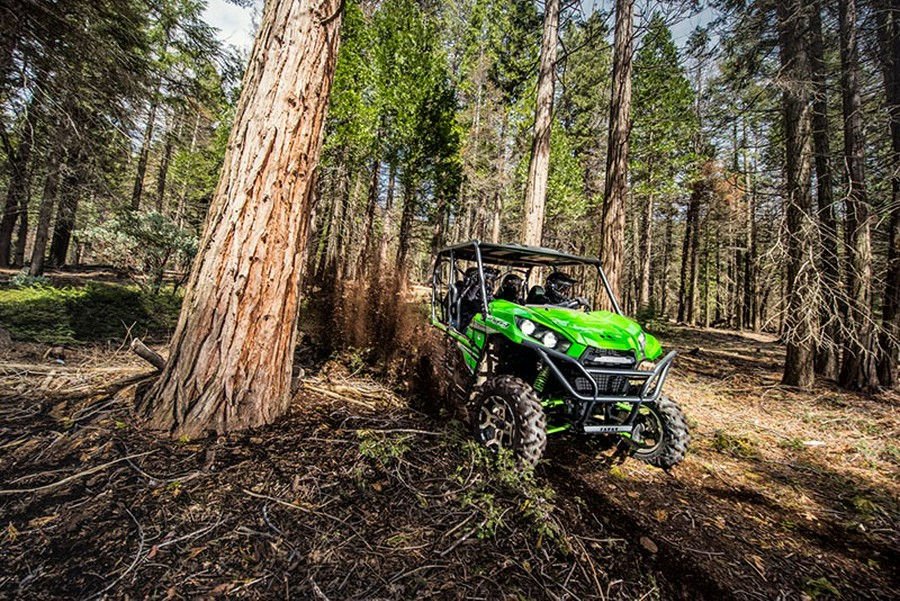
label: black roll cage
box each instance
[430,240,623,327]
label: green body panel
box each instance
[483,299,661,362]
[433,299,662,376]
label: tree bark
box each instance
[156,110,180,213]
[778,0,817,389]
[143,0,344,437]
[809,0,842,378]
[744,138,758,330]
[599,0,634,305]
[660,206,673,317]
[395,176,417,273]
[837,0,879,390]
[0,123,32,267]
[877,0,900,387]
[521,0,559,247]
[359,157,380,276]
[29,155,64,277]
[377,162,396,269]
[48,168,79,268]
[132,94,160,211]
[176,112,202,227]
[13,187,29,268]
[638,189,652,312]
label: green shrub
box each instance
[9,270,50,288]
[0,283,183,344]
[79,211,197,293]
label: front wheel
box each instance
[628,396,690,469]
[470,376,547,468]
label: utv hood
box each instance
[518,305,662,360]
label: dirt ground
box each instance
[0,325,897,599]
[556,325,899,600]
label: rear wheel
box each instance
[628,396,690,469]
[471,376,547,468]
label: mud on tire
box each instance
[470,375,547,468]
[630,396,690,469]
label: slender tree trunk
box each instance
[132,94,160,211]
[491,190,502,243]
[877,0,900,387]
[312,169,335,284]
[377,162,396,269]
[339,170,362,280]
[48,168,80,268]
[143,0,344,437]
[838,0,879,390]
[325,159,350,277]
[395,177,417,272]
[431,194,448,255]
[0,124,32,267]
[702,214,710,327]
[677,189,697,322]
[176,112,202,227]
[660,207,673,317]
[13,186,29,268]
[521,0,559,246]
[156,110,180,213]
[600,0,634,305]
[778,0,817,389]
[638,144,653,312]
[638,190,652,312]
[744,144,758,330]
[359,157,380,276]
[29,156,65,277]
[808,0,842,377]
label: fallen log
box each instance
[131,338,165,371]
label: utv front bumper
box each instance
[522,340,677,434]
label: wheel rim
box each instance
[632,406,664,454]
[478,395,515,450]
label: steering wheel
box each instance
[559,297,591,311]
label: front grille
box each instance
[573,372,630,395]
[573,347,635,396]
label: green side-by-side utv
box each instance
[430,241,690,469]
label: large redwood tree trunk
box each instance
[600,0,634,304]
[143,0,343,437]
[521,0,559,246]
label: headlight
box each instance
[541,331,558,348]
[520,319,536,336]
[637,332,646,349]
[515,317,570,352]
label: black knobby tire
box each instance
[470,375,547,468]
[630,396,690,469]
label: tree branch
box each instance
[131,338,166,371]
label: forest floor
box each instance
[0,323,897,599]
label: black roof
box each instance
[437,241,602,268]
